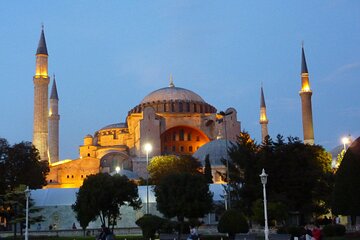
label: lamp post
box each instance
[342,136,350,151]
[144,143,152,214]
[25,186,31,240]
[259,169,269,240]
[219,110,233,209]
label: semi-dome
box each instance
[193,139,235,167]
[140,86,205,104]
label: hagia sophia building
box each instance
[32,28,314,189]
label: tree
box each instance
[204,154,213,183]
[154,172,213,238]
[148,155,202,184]
[0,138,49,231]
[332,137,360,225]
[72,173,141,232]
[217,209,249,239]
[227,132,333,224]
[136,214,165,240]
[251,199,288,227]
[0,140,49,192]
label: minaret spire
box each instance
[299,44,314,145]
[33,26,50,161]
[50,74,59,100]
[301,42,308,74]
[36,26,48,55]
[49,74,60,163]
[259,85,269,143]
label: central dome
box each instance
[140,86,205,104]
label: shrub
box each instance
[217,209,249,239]
[322,224,346,237]
[135,214,165,239]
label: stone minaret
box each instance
[49,75,60,163]
[259,86,269,142]
[33,27,50,161]
[299,45,314,145]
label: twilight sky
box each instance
[0,1,359,159]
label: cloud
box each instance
[321,62,360,83]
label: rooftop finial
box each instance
[169,73,175,87]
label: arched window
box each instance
[179,102,183,112]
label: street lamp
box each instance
[24,186,31,240]
[144,143,152,214]
[219,110,233,209]
[115,166,120,174]
[342,136,350,151]
[259,169,269,240]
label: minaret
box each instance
[259,86,269,142]
[299,45,314,145]
[33,26,50,161]
[49,75,60,163]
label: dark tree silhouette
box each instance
[332,137,360,225]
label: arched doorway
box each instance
[161,126,210,155]
[99,151,131,173]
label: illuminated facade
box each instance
[46,81,241,188]
[32,28,314,188]
[35,24,241,187]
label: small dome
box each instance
[193,139,235,167]
[100,123,127,130]
[84,134,93,138]
[110,169,139,180]
[141,86,205,104]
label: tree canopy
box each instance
[0,137,49,232]
[148,155,202,184]
[154,172,213,236]
[72,173,141,230]
[332,137,360,225]
[227,132,333,224]
[0,138,49,194]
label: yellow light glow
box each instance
[301,83,311,92]
[144,143,152,153]
[260,114,267,122]
[49,109,52,116]
[342,136,350,145]
[50,159,72,167]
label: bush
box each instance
[322,224,346,237]
[217,209,249,239]
[135,214,165,239]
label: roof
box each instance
[100,123,127,130]
[193,139,235,167]
[141,86,205,104]
[31,184,226,206]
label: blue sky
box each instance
[0,1,359,159]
